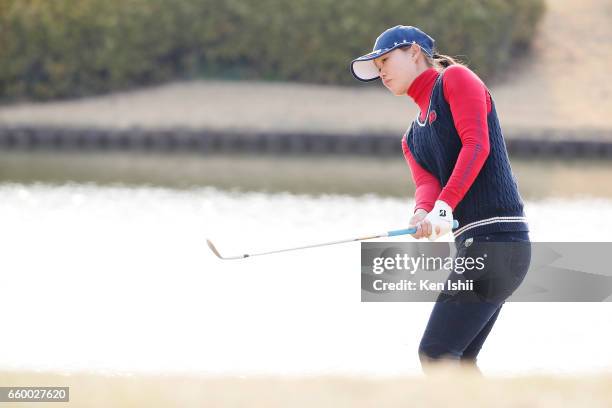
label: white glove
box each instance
[423,200,453,241]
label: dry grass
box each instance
[0,0,610,138]
[492,0,612,132]
[1,367,611,408]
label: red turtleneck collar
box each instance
[406,67,440,117]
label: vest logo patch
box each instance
[428,110,437,124]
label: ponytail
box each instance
[402,44,465,70]
[429,51,464,70]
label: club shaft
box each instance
[245,232,391,258]
[210,220,459,260]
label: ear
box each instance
[403,44,418,59]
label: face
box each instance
[373,46,420,96]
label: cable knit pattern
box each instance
[404,69,528,244]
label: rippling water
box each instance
[1,183,611,377]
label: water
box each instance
[2,151,612,200]
[1,183,612,377]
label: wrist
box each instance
[434,200,451,209]
[430,200,452,219]
[414,208,428,216]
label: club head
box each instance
[206,239,248,260]
[206,239,224,259]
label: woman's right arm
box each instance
[402,137,441,213]
[402,137,441,238]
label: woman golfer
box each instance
[350,25,531,373]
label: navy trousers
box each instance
[418,230,531,368]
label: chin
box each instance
[384,83,404,96]
[392,88,404,96]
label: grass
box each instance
[1,366,611,407]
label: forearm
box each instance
[402,137,441,213]
[438,143,489,209]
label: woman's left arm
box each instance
[437,65,491,210]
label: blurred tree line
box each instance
[0,0,545,102]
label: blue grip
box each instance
[387,220,460,237]
[388,227,417,237]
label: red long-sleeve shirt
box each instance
[402,66,491,213]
